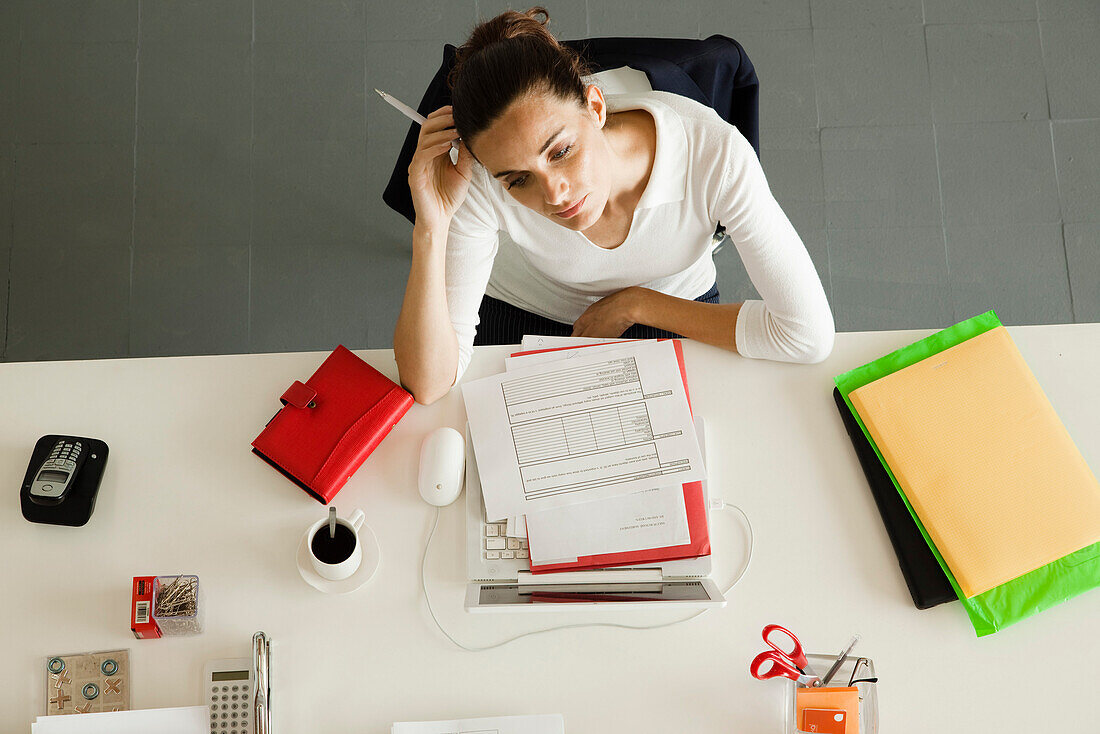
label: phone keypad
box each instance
[46,440,81,471]
[50,440,81,456]
[34,440,84,498]
[208,683,250,733]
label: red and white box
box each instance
[130,576,162,639]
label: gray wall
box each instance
[1,0,1098,362]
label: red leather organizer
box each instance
[251,345,414,504]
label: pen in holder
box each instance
[782,654,878,734]
[253,631,271,734]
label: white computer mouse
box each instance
[417,427,466,506]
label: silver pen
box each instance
[375,88,461,151]
[253,631,271,734]
[821,634,860,686]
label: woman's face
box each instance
[469,85,613,231]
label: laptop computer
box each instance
[463,417,726,612]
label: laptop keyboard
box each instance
[483,522,529,560]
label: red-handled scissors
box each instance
[749,624,822,687]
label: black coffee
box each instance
[311,523,357,564]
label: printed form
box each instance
[462,339,704,521]
[507,341,693,562]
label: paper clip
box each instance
[847,657,879,686]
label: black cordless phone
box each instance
[21,435,108,526]
[29,438,88,505]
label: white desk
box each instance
[3,324,1098,733]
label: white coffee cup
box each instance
[307,508,365,581]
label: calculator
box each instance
[203,657,253,734]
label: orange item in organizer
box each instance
[796,687,859,734]
[802,708,848,734]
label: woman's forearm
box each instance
[393,224,459,404]
[632,288,742,353]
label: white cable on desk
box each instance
[419,500,753,652]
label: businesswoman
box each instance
[395,7,834,404]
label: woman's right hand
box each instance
[408,105,475,234]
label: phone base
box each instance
[20,435,110,527]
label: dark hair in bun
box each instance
[448,7,594,153]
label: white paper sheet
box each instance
[463,339,704,520]
[32,707,208,734]
[519,334,634,350]
[506,339,625,539]
[505,515,527,538]
[525,484,690,564]
[393,713,565,734]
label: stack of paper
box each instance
[463,338,705,520]
[848,325,1100,598]
[393,714,565,734]
[32,707,208,733]
[462,337,709,568]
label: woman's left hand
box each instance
[572,287,650,337]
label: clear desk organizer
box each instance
[782,654,878,734]
[152,574,205,636]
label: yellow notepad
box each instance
[849,326,1100,598]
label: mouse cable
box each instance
[419,499,753,652]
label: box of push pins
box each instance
[44,649,130,715]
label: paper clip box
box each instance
[130,576,161,639]
[783,654,878,734]
[152,575,205,636]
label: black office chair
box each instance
[382,34,760,228]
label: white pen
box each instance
[375,88,460,151]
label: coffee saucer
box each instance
[296,525,381,595]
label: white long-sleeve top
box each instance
[445,89,835,382]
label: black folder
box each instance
[832,387,956,609]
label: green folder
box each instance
[834,310,1100,636]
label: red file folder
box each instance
[506,339,711,573]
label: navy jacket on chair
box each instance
[382,34,759,227]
